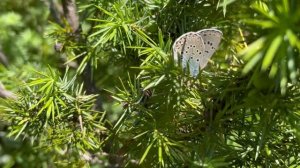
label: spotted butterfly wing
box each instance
[172,28,222,77]
[183,32,205,77]
[172,32,205,76]
[172,33,187,68]
[196,29,222,69]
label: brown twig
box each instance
[48,0,64,26]
[45,0,103,110]
[61,0,80,32]
[0,50,9,67]
[60,0,103,110]
[0,49,16,99]
[0,84,16,99]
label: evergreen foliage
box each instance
[0,0,300,167]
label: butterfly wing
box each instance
[197,29,222,69]
[183,32,205,77]
[172,33,187,66]
[173,30,220,77]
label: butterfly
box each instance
[172,28,222,77]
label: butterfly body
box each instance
[172,28,222,77]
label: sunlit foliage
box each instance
[0,0,300,167]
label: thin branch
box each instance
[43,0,64,27]
[60,0,103,111]
[0,84,16,99]
[0,49,15,99]
[0,50,9,67]
[61,0,80,32]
